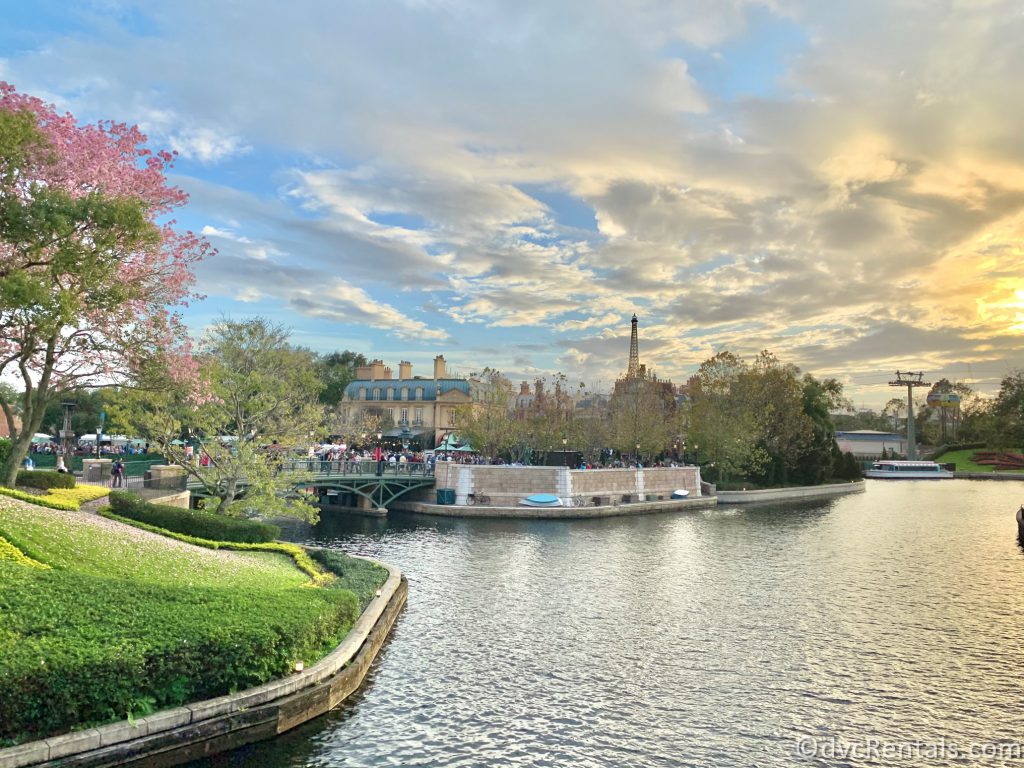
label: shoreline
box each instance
[0,556,407,768]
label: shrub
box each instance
[0,438,10,471]
[0,565,359,743]
[309,549,388,609]
[0,535,50,569]
[108,491,280,543]
[15,470,75,490]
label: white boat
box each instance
[864,460,953,479]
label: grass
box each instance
[932,448,1024,473]
[0,495,388,744]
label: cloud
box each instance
[5,0,1024,405]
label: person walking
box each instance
[111,459,125,488]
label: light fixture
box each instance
[294,661,304,672]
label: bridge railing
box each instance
[278,459,435,478]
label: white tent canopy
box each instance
[78,434,131,445]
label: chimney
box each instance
[520,381,530,395]
[399,360,412,379]
[355,364,371,380]
[369,360,388,380]
[433,355,446,380]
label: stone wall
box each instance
[432,464,701,506]
[716,481,865,504]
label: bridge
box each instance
[187,459,437,512]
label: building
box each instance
[339,355,475,448]
[612,314,675,401]
[834,431,908,458]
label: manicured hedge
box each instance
[309,549,389,609]
[108,491,280,543]
[0,564,359,743]
[0,485,108,512]
[16,469,75,490]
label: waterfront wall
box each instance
[0,558,407,768]
[716,480,865,504]
[393,495,716,519]
[431,464,702,507]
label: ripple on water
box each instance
[189,481,1024,767]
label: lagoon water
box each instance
[192,480,1024,767]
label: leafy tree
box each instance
[740,351,814,485]
[687,352,766,482]
[608,377,678,462]
[454,369,520,459]
[989,370,1024,450]
[112,318,323,521]
[0,82,209,485]
[37,388,107,437]
[317,350,367,405]
[792,374,849,485]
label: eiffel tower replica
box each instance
[614,314,675,397]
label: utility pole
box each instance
[888,371,930,460]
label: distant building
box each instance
[339,355,475,448]
[835,430,907,458]
[0,415,22,439]
[612,314,675,401]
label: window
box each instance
[401,408,409,424]
[414,407,424,426]
[386,388,394,401]
[401,387,409,400]
[372,388,381,401]
[415,387,424,400]
[359,387,367,401]
[448,410,456,426]
[386,408,394,421]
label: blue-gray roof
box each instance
[343,379,470,402]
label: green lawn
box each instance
[932,448,1024,473]
[0,496,387,745]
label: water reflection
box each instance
[191,480,1024,767]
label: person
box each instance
[112,459,125,487]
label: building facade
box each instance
[339,355,476,448]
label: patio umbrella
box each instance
[31,433,53,444]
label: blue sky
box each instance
[2,0,1023,408]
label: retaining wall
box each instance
[432,464,702,507]
[0,558,406,768]
[716,480,865,504]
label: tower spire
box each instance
[627,313,640,378]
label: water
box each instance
[193,480,1024,767]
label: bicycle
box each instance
[466,493,491,506]
[570,495,587,507]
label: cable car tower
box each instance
[889,371,930,460]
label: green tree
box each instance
[687,352,766,482]
[112,318,323,521]
[608,377,677,463]
[317,350,367,405]
[454,369,520,459]
[990,370,1024,450]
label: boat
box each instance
[864,460,953,479]
[519,493,563,507]
[671,489,690,499]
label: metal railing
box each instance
[278,460,434,477]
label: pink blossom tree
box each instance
[0,82,212,486]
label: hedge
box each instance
[0,535,50,569]
[16,469,76,490]
[309,549,389,609]
[0,564,359,743]
[108,491,280,544]
[0,485,108,512]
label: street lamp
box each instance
[58,401,76,472]
[562,436,567,467]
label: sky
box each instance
[2,0,1022,409]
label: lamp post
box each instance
[562,436,567,467]
[59,401,76,473]
[636,443,641,467]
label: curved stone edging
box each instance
[0,557,407,768]
[716,480,866,504]
[391,496,717,518]
[1016,506,1023,541]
